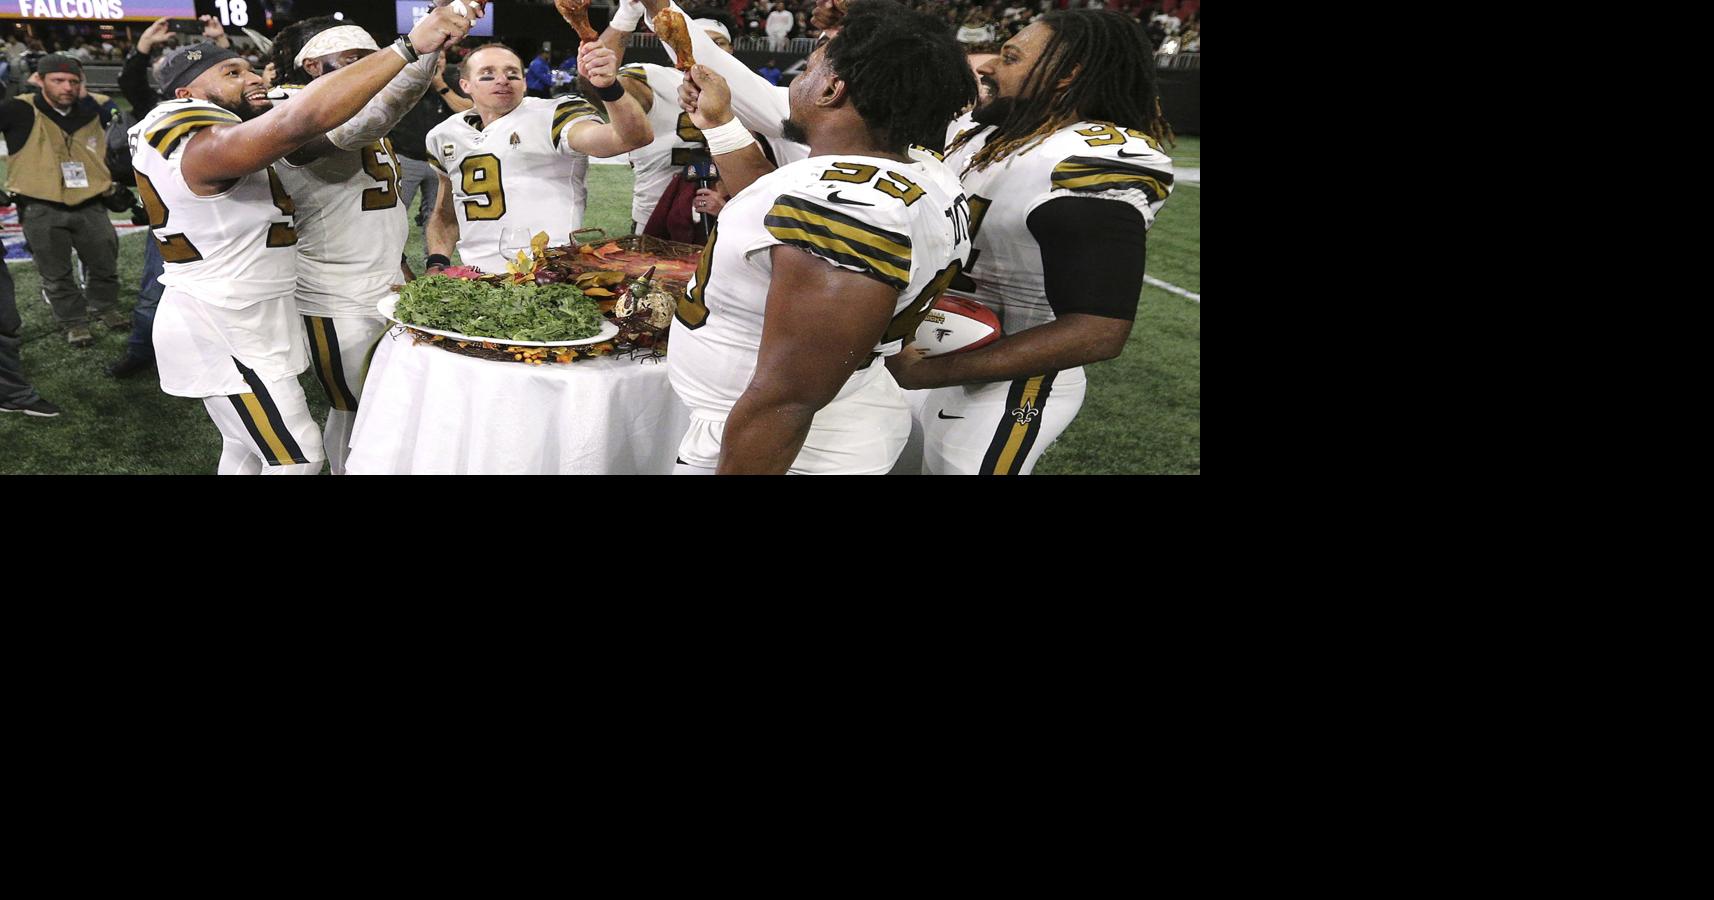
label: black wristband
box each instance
[425,254,451,270]
[595,81,626,102]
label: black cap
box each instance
[36,54,83,78]
[158,42,243,96]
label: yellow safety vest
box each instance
[5,92,113,207]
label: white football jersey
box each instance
[425,96,602,273]
[942,118,1174,333]
[670,150,971,418]
[268,86,410,317]
[619,63,706,228]
[127,98,299,309]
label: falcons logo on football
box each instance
[914,294,1000,357]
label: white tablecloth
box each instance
[346,330,690,474]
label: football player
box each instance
[595,8,741,232]
[422,37,652,275]
[887,9,1177,475]
[667,0,975,474]
[266,16,451,475]
[632,0,843,160]
[131,5,476,475]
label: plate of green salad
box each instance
[381,275,618,347]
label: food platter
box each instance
[379,296,619,347]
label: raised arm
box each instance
[432,55,474,113]
[597,0,647,59]
[290,49,444,164]
[563,41,652,159]
[123,18,171,114]
[642,0,790,138]
[679,64,773,197]
[182,4,474,190]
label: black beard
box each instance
[208,93,269,121]
[970,96,1015,127]
[780,116,808,145]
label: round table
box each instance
[346,329,690,474]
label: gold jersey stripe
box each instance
[147,111,241,154]
[307,318,354,412]
[767,226,911,287]
[1053,171,1170,200]
[236,393,297,466]
[766,202,913,261]
[990,376,1047,474]
[554,104,598,147]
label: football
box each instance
[914,292,1001,357]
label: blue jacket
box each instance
[526,57,554,92]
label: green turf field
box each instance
[1,154,1200,475]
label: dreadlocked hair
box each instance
[270,15,343,87]
[824,0,977,154]
[950,8,1175,174]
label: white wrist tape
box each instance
[701,117,756,156]
[611,0,644,32]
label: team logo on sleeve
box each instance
[510,133,521,147]
[442,143,456,163]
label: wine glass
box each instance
[499,227,532,264]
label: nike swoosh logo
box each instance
[1117,150,1151,158]
[937,411,964,420]
[826,191,875,207]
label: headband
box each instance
[691,18,732,44]
[294,25,380,67]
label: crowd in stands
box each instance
[2,23,272,95]
[715,0,1200,52]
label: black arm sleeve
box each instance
[119,51,159,117]
[1026,196,1150,321]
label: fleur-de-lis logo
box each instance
[187,50,202,61]
[510,133,521,146]
[1012,400,1040,426]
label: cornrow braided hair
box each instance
[950,8,1175,174]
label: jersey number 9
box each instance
[460,153,508,221]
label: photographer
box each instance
[0,55,129,347]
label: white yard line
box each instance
[1146,275,1200,302]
